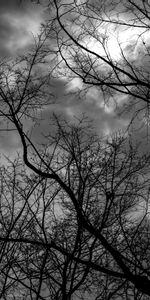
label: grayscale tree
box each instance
[0,115,150,298]
[45,0,150,123]
[0,1,150,299]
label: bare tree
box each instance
[0,114,150,298]
[44,0,150,120]
[0,156,89,299]
[1,2,150,298]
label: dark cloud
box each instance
[27,78,130,148]
[0,0,22,12]
[0,0,39,14]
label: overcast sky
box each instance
[0,0,150,158]
[0,0,44,157]
[0,0,45,56]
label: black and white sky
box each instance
[0,0,44,56]
[0,0,150,158]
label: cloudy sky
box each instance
[0,0,44,56]
[0,0,150,158]
[0,0,44,157]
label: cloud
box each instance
[0,129,21,154]
[0,0,44,56]
[26,76,131,148]
[0,1,150,157]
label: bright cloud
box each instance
[81,21,150,62]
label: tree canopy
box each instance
[0,0,150,299]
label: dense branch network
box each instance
[0,1,150,299]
